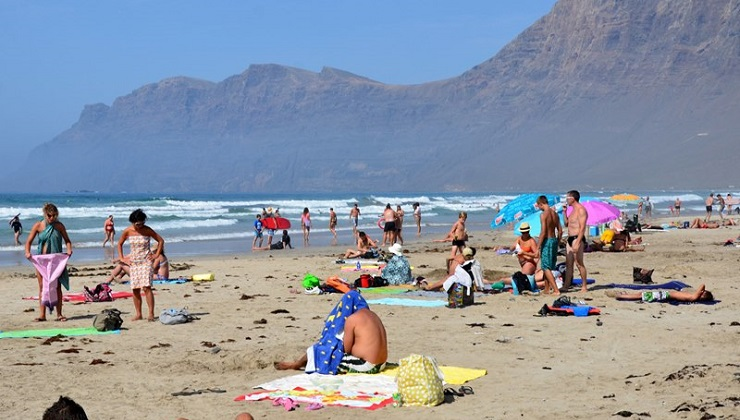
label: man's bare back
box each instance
[343,308,388,365]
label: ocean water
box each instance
[0,190,731,267]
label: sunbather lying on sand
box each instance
[608,284,713,302]
[689,218,725,229]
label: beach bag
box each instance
[92,308,123,331]
[511,271,534,294]
[160,308,197,325]
[84,283,113,302]
[633,267,654,284]
[396,354,444,407]
[302,274,321,289]
[447,282,474,308]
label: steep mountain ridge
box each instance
[12,0,740,193]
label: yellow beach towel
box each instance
[381,365,487,385]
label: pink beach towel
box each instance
[30,253,70,314]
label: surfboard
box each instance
[262,217,291,230]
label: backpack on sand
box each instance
[93,308,123,331]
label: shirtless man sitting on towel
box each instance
[275,306,388,374]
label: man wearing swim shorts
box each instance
[536,195,562,295]
[381,204,396,246]
[705,193,714,222]
[564,190,589,293]
[349,203,361,237]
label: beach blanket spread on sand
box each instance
[30,253,70,313]
[234,365,487,409]
[235,373,396,410]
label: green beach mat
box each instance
[0,326,120,339]
[359,286,413,295]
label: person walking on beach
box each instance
[350,203,361,238]
[412,202,421,236]
[564,190,588,293]
[301,207,311,246]
[9,213,22,245]
[251,214,263,250]
[536,195,562,295]
[395,205,405,245]
[644,196,653,219]
[434,211,467,258]
[726,194,734,216]
[24,203,73,322]
[329,208,338,240]
[705,193,714,222]
[118,209,164,321]
[716,194,726,220]
[674,197,681,217]
[102,215,115,247]
[381,204,397,246]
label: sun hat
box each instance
[462,247,474,257]
[388,243,403,256]
[519,222,531,233]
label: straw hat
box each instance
[519,222,531,233]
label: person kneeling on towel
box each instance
[275,290,388,374]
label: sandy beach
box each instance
[1,218,738,419]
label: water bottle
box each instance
[356,261,361,270]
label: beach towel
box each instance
[36,222,70,289]
[235,372,397,410]
[122,278,188,285]
[381,365,487,385]
[23,291,135,302]
[571,278,596,286]
[359,285,413,295]
[668,300,720,306]
[235,364,487,409]
[306,290,368,375]
[0,326,120,339]
[341,265,384,273]
[366,298,447,307]
[30,253,70,314]
[604,281,691,291]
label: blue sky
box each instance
[0,1,556,165]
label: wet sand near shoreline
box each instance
[1,217,738,419]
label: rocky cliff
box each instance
[13,0,740,192]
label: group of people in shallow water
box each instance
[24,203,165,322]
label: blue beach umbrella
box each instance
[513,210,566,237]
[491,193,559,229]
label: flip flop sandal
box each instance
[459,385,475,395]
[444,387,464,397]
[171,388,203,396]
